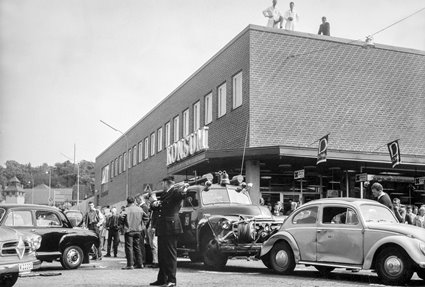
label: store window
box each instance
[173,116,179,142]
[157,127,163,152]
[205,93,212,125]
[183,108,189,137]
[144,137,149,159]
[150,133,155,156]
[218,82,226,118]
[193,101,200,132]
[232,71,242,109]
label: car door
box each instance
[288,205,319,261]
[316,205,363,265]
[34,209,69,254]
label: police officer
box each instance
[150,176,187,287]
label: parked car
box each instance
[176,172,283,269]
[260,197,425,286]
[0,226,41,287]
[0,204,99,270]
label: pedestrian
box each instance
[121,196,148,270]
[318,16,330,36]
[392,198,406,223]
[415,206,425,228]
[371,182,393,210]
[82,201,104,260]
[413,205,419,216]
[99,206,108,251]
[405,205,416,225]
[286,200,297,215]
[105,206,120,258]
[146,192,159,268]
[136,194,148,265]
[283,2,299,31]
[262,0,283,28]
[149,176,188,287]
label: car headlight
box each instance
[29,235,42,251]
[221,220,231,230]
[419,242,425,256]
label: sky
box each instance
[1,0,424,167]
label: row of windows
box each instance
[102,71,243,182]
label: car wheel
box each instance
[376,246,413,286]
[261,255,272,269]
[61,245,84,269]
[315,266,335,276]
[0,273,19,287]
[269,241,295,274]
[201,235,228,269]
[188,251,203,263]
[416,268,425,281]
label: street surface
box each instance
[16,252,424,287]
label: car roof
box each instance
[301,197,381,208]
[0,203,61,212]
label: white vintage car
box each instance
[260,198,425,286]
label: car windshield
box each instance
[201,186,251,205]
[0,208,4,221]
[360,204,398,223]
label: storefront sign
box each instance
[355,173,368,182]
[294,169,305,179]
[415,177,425,185]
[166,127,209,166]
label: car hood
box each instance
[367,222,425,241]
[0,226,20,241]
[203,204,273,219]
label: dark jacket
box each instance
[153,185,186,236]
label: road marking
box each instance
[198,271,262,275]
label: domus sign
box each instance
[167,127,209,166]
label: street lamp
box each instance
[100,120,129,199]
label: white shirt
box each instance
[283,9,299,31]
[263,6,281,28]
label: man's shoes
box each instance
[164,283,176,287]
[97,256,102,260]
[121,266,134,270]
[134,264,144,269]
[149,263,159,268]
[104,254,111,257]
[149,281,165,286]
[114,254,117,258]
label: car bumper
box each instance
[0,259,41,275]
[219,243,262,255]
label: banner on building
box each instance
[317,134,328,165]
[387,140,401,168]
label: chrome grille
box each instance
[1,240,31,256]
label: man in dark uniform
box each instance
[150,176,188,287]
[371,182,394,210]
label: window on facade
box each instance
[218,82,227,118]
[144,137,149,159]
[157,127,163,152]
[173,116,180,142]
[128,149,132,169]
[101,165,109,184]
[165,122,171,147]
[133,145,137,166]
[114,158,118,176]
[193,101,200,132]
[232,71,243,109]
[205,93,212,125]
[123,152,127,171]
[119,155,122,174]
[182,109,189,137]
[150,133,155,156]
[110,162,114,178]
[138,141,143,163]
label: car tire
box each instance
[0,273,18,287]
[61,245,84,269]
[201,235,228,269]
[376,246,413,286]
[416,268,425,281]
[261,255,272,269]
[269,241,295,274]
[188,252,203,263]
[314,266,335,276]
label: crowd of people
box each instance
[263,0,330,36]
[82,175,187,287]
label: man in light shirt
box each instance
[263,0,283,28]
[283,2,299,31]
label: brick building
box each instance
[95,25,425,212]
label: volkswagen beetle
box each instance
[260,197,425,285]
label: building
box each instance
[24,184,73,206]
[95,25,425,213]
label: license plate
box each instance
[19,262,33,273]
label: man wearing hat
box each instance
[150,176,188,287]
